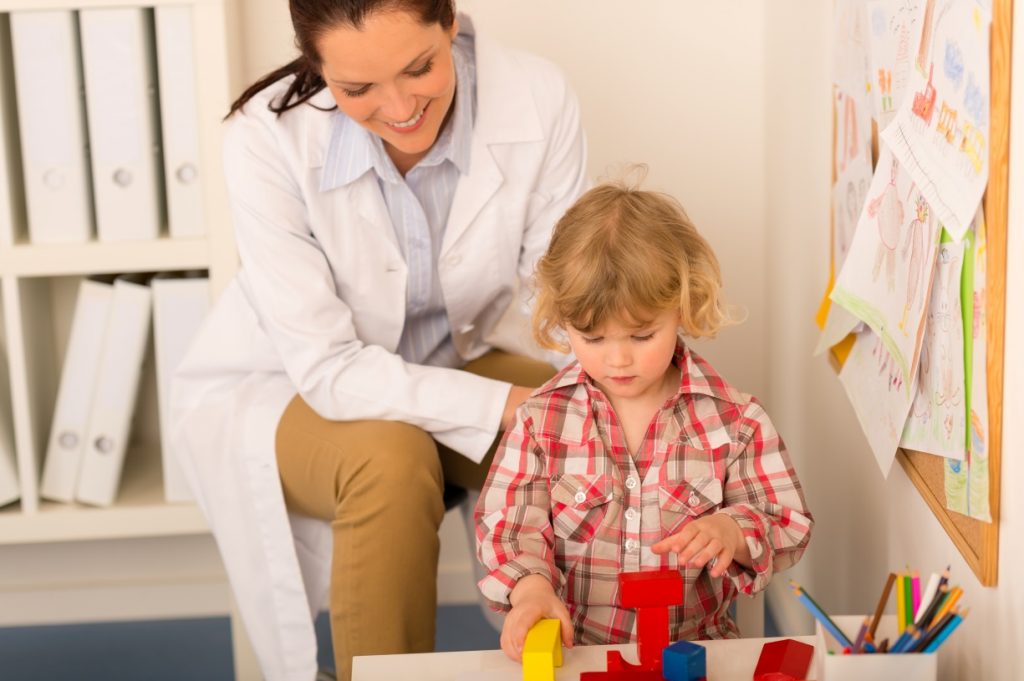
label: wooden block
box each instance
[752,638,814,681]
[523,618,562,681]
[662,640,707,681]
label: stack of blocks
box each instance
[522,570,813,681]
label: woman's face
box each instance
[317,11,459,172]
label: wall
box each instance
[764,3,1023,681]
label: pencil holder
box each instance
[814,615,937,681]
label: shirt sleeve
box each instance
[715,399,813,595]
[475,409,563,611]
[223,108,512,461]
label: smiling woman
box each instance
[172,1,589,680]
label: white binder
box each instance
[0,14,27,249]
[80,8,163,242]
[152,276,209,502]
[39,279,114,503]
[155,6,204,238]
[75,278,152,507]
[0,348,19,508]
[10,10,93,244]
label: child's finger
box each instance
[556,610,574,648]
[676,532,711,566]
[709,545,735,578]
[688,538,722,568]
[652,524,699,554]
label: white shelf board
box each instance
[0,446,209,545]
[0,237,210,277]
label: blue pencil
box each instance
[923,611,966,652]
[889,627,913,653]
[791,588,855,649]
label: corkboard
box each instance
[832,0,1009,587]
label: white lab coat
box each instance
[170,19,588,681]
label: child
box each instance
[475,179,813,661]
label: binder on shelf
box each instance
[0,346,19,508]
[39,279,114,503]
[80,8,163,242]
[155,6,204,239]
[75,277,152,507]
[152,275,209,502]
[0,14,27,249]
[9,10,93,245]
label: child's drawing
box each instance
[945,211,991,521]
[840,328,920,476]
[899,238,965,459]
[833,147,941,388]
[865,0,925,129]
[881,0,991,239]
[833,152,872,272]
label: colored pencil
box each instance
[923,609,968,652]
[896,572,907,633]
[912,610,956,652]
[892,626,920,653]
[868,572,896,639]
[877,638,890,653]
[789,582,855,649]
[911,571,921,619]
[903,573,914,631]
[930,585,963,627]
[915,584,949,629]
[914,572,940,622]
[852,616,869,653]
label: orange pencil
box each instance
[930,586,963,627]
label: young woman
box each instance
[170,2,588,679]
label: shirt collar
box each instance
[319,34,476,191]
[540,336,745,406]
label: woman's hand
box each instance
[501,574,574,662]
[651,513,750,579]
[501,385,535,431]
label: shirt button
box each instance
[625,477,637,490]
[688,493,700,508]
[574,491,587,504]
[624,508,638,521]
[625,539,638,552]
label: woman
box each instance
[170,1,588,680]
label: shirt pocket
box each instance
[550,473,614,544]
[658,477,724,537]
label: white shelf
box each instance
[0,238,210,277]
[0,446,209,545]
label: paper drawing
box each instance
[840,328,920,476]
[832,147,941,387]
[899,237,966,459]
[866,0,925,129]
[945,212,991,520]
[881,0,991,239]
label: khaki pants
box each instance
[275,350,556,680]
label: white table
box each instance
[353,635,818,680]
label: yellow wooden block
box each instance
[523,618,562,681]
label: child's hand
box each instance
[651,513,749,579]
[501,574,574,662]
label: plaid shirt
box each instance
[476,339,813,644]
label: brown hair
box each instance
[533,175,734,351]
[227,0,456,118]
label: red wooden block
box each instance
[579,670,666,681]
[752,639,814,681]
[618,569,684,608]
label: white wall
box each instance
[765,3,1023,681]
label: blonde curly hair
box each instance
[533,177,734,351]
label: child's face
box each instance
[566,308,681,404]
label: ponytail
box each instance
[225,56,337,119]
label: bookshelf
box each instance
[0,0,254,677]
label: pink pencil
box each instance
[911,571,922,618]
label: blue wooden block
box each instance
[662,640,706,681]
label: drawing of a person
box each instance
[870,157,905,292]
[899,194,931,332]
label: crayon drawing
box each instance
[900,237,966,459]
[946,212,991,521]
[881,0,991,239]
[832,147,941,387]
[840,328,920,476]
[865,0,925,130]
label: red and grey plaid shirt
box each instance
[476,339,813,644]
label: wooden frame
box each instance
[831,0,1010,586]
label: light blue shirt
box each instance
[319,35,476,368]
